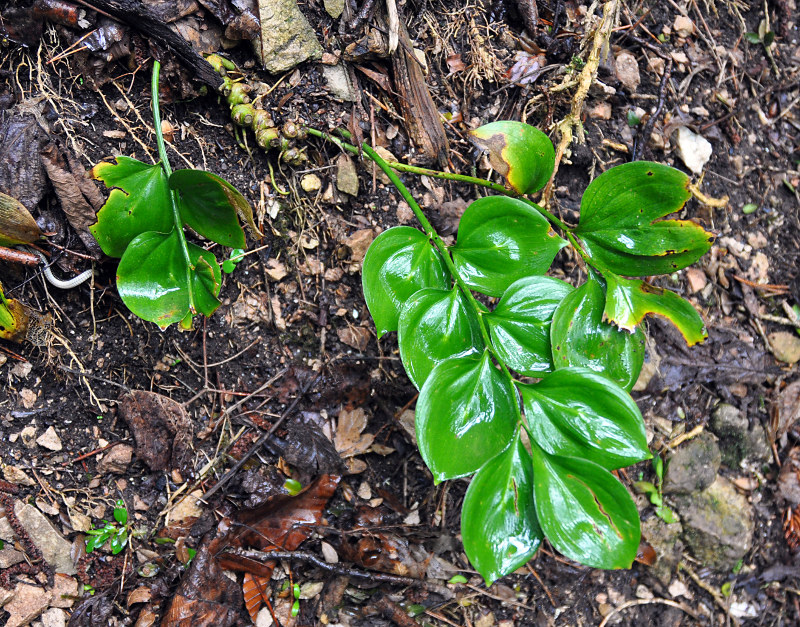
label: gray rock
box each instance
[255,0,322,73]
[615,51,641,91]
[335,154,359,196]
[675,126,712,175]
[15,502,76,575]
[641,515,684,585]
[323,0,345,18]
[675,476,754,571]
[322,64,357,102]
[663,432,720,494]
[709,404,771,466]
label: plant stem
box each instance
[151,61,172,177]
[307,128,573,235]
[151,61,195,311]
[361,143,492,355]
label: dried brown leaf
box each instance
[334,408,374,457]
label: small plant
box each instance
[359,121,713,583]
[634,455,678,524]
[85,499,130,555]
[90,61,259,329]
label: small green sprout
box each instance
[85,499,130,555]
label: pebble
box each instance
[615,51,641,91]
[3,465,35,486]
[11,361,32,378]
[673,15,694,38]
[768,332,800,364]
[167,489,205,524]
[589,102,612,120]
[335,154,359,196]
[300,174,322,193]
[36,426,62,451]
[675,126,712,175]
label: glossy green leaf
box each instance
[416,352,518,481]
[550,276,645,390]
[469,121,555,194]
[110,529,128,554]
[362,227,449,338]
[531,444,640,569]
[485,276,573,375]
[90,157,173,258]
[170,169,248,248]
[113,501,128,525]
[398,287,483,389]
[575,162,714,275]
[117,231,222,328]
[603,273,707,345]
[462,434,542,584]
[86,534,107,553]
[452,196,566,297]
[519,368,650,470]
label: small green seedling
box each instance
[360,120,713,584]
[634,455,678,524]
[91,61,259,329]
[85,499,130,555]
[222,248,246,274]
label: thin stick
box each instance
[598,598,700,627]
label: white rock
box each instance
[321,541,338,564]
[3,465,35,487]
[36,426,62,451]
[675,126,712,175]
[167,490,204,524]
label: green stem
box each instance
[307,128,572,234]
[361,143,494,354]
[152,61,195,313]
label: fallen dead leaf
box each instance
[337,325,370,352]
[334,408,375,458]
[118,390,194,474]
[344,228,375,263]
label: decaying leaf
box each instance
[0,109,49,212]
[775,379,800,444]
[161,541,249,627]
[0,191,42,247]
[118,390,194,474]
[242,572,271,623]
[280,420,345,476]
[339,532,428,579]
[334,408,375,458]
[40,142,104,256]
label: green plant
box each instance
[634,455,678,524]
[90,61,259,329]
[358,121,713,583]
[85,499,130,554]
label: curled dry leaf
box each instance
[339,532,427,579]
[242,572,271,623]
[334,408,375,458]
[118,390,194,474]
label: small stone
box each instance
[167,489,204,524]
[2,583,50,627]
[357,481,371,500]
[20,426,37,448]
[11,361,32,378]
[615,51,641,91]
[19,389,37,409]
[3,465,35,487]
[396,201,414,224]
[674,476,754,571]
[49,574,78,608]
[673,15,695,38]
[768,332,800,364]
[664,432,720,494]
[36,426,62,451]
[15,502,76,575]
[589,102,612,120]
[475,612,495,627]
[0,546,25,568]
[685,268,707,294]
[40,607,67,627]
[668,579,691,599]
[344,229,375,263]
[254,0,322,73]
[323,0,344,18]
[674,126,712,175]
[322,64,357,102]
[97,444,133,474]
[321,541,338,564]
[255,607,274,627]
[335,154,359,196]
[300,174,322,193]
